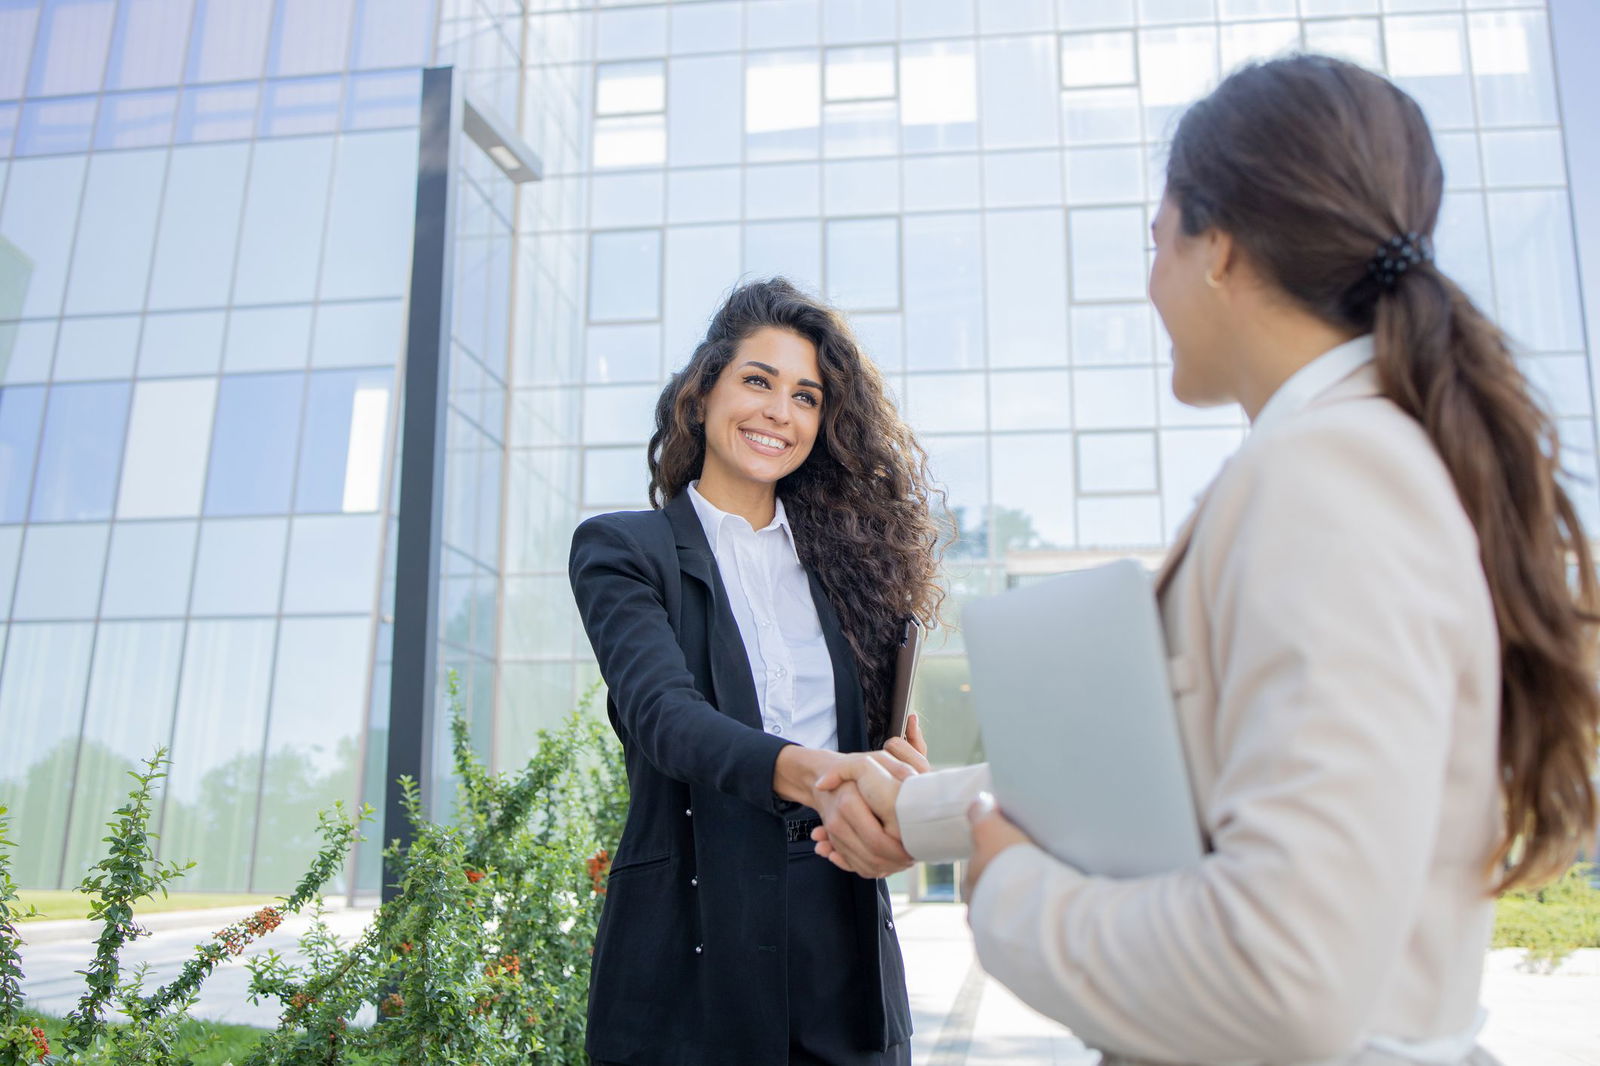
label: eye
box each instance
[794,391,819,408]
[742,374,770,389]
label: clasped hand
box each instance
[804,715,931,879]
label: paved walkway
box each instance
[16,899,1600,1063]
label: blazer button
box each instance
[884,919,895,931]
[685,808,693,817]
[690,876,698,887]
[694,945,703,955]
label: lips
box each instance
[740,428,791,456]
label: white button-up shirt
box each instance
[687,482,839,751]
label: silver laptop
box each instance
[963,559,1205,878]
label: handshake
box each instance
[772,715,933,880]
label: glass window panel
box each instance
[95,89,178,148]
[185,0,271,83]
[1060,86,1140,145]
[1140,0,1215,20]
[1139,26,1218,134]
[588,229,662,323]
[281,513,380,612]
[824,158,898,216]
[15,94,95,155]
[1,322,57,386]
[592,172,665,230]
[53,316,140,381]
[173,79,257,141]
[13,522,109,618]
[1519,354,1590,419]
[351,0,434,69]
[190,516,287,614]
[1159,426,1240,537]
[312,300,403,369]
[900,0,974,39]
[596,6,667,60]
[1064,145,1143,205]
[139,310,226,376]
[0,622,95,886]
[826,217,899,312]
[321,129,420,301]
[985,209,1068,368]
[990,369,1071,430]
[269,0,354,77]
[0,155,87,318]
[1073,366,1157,429]
[748,0,819,49]
[583,446,647,508]
[823,98,897,158]
[233,137,335,306]
[671,2,741,55]
[223,305,312,372]
[161,618,274,889]
[64,149,167,316]
[296,368,391,513]
[1436,130,1481,189]
[907,373,986,434]
[503,573,578,659]
[669,55,743,167]
[983,150,1060,208]
[1078,430,1156,492]
[0,527,17,607]
[1072,303,1154,366]
[1220,20,1301,71]
[204,373,303,515]
[900,42,977,153]
[663,223,740,363]
[259,75,341,136]
[904,213,983,370]
[344,68,421,130]
[1435,189,1494,311]
[667,167,742,224]
[746,162,821,220]
[60,620,183,882]
[850,311,902,375]
[106,0,195,90]
[118,378,216,519]
[902,153,981,212]
[992,432,1073,552]
[1070,206,1146,301]
[582,384,659,446]
[925,433,988,557]
[1077,493,1161,547]
[1385,14,1474,130]
[1481,129,1564,188]
[597,61,665,115]
[594,114,665,169]
[1303,17,1382,70]
[743,220,822,295]
[30,382,129,521]
[745,51,821,163]
[148,143,251,310]
[586,322,661,384]
[825,46,894,102]
[980,0,1054,34]
[499,662,578,765]
[978,35,1058,151]
[1061,31,1135,89]
[823,0,894,43]
[101,519,196,616]
[0,104,14,155]
[1469,10,1557,128]
[504,447,578,571]
[0,3,40,100]
[0,385,44,522]
[29,0,116,97]
[1486,190,1584,353]
[1058,0,1135,28]
[511,388,581,447]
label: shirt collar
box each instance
[686,481,801,562]
[1250,334,1375,435]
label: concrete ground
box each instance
[16,899,1599,1063]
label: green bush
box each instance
[1492,863,1600,968]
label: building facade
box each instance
[1,0,1595,896]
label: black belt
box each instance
[786,817,822,844]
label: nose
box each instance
[763,392,791,425]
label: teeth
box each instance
[742,430,787,449]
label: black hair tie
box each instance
[1367,231,1434,291]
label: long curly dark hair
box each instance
[648,278,945,745]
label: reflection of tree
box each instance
[0,736,82,888]
[991,506,1045,556]
[940,504,1046,560]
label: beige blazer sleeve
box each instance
[896,762,991,861]
[951,416,1493,1063]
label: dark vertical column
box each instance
[383,66,460,903]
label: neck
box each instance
[1231,309,1361,422]
[695,471,777,529]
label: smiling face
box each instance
[695,326,824,500]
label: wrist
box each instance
[772,744,827,804]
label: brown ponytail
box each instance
[1168,55,1599,892]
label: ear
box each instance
[1205,227,1237,289]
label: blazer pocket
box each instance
[606,852,672,879]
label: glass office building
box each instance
[2,0,1596,894]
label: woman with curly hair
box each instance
[569,277,943,1066]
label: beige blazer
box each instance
[898,363,1504,1065]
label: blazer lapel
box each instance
[662,492,763,730]
[807,570,867,752]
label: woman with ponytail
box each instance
[814,55,1600,1065]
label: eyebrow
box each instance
[741,360,824,392]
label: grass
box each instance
[15,890,277,923]
[1492,863,1600,966]
[17,1011,269,1065]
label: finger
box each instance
[867,750,916,781]
[882,738,930,775]
[835,791,911,868]
[906,712,928,756]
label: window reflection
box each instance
[980,35,1059,150]
[205,373,303,516]
[1302,17,1381,71]
[989,370,1071,430]
[106,0,194,90]
[826,217,900,311]
[924,433,988,557]
[322,129,420,301]
[744,221,822,297]
[351,0,435,70]
[2,155,88,320]
[746,51,821,162]
[992,433,1074,552]
[589,229,662,323]
[1385,14,1474,130]
[260,75,342,136]
[669,55,743,167]
[139,310,227,376]
[174,80,258,142]
[1061,31,1136,89]
[0,4,39,100]
[13,523,109,619]
[1070,206,1147,301]
[826,46,895,102]
[233,137,335,306]
[31,382,130,522]
[663,223,739,361]
[65,149,167,316]
[1078,494,1162,547]
[191,517,288,614]
[907,373,987,434]
[671,3,741,55]
[148,143,250,310]
[282,514,381,612]
[119,378,217,518]
[1487,190,1584,354]
[1073,367,1157,429]
[29,0,116,98]
[985,209,1068,368]
[296,369,392,513]
[95,90,178,148]
[101,520,198,617]
[269,0,354,77]
[344,69,421,130]
[0,386,44,522]
[1078,430,1157,493]
[900,42,977,152]
[1469,10,1557,128]
[904,213,983,370]
[186,0,271,84]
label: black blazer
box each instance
[569,491,911,1066]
